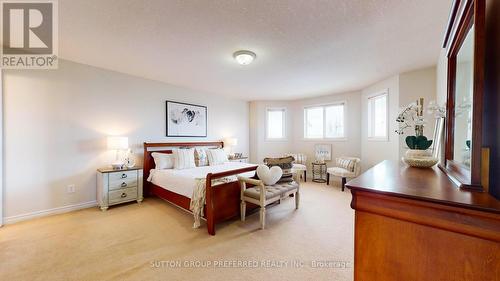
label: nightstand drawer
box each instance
[109,177,138,191]
[109,187,137,204]
[109,170,138,182]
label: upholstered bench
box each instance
[238,176,300,230]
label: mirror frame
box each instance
[441,0,485,190]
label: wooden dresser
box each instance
[346,161,500,281]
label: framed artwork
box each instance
[315,144,332,161]
[166,101,207,137]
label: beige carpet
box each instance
[0,182,354,281]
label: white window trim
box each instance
[303,101,347,141]
[367,89,389,142]
[265,107,287,141]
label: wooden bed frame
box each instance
[143,142,258,235]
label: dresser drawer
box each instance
[109,187,137,204]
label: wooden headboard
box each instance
[143,141,224,195]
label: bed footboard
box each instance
[205,166,258,235]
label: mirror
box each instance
[442,0,486,190]
[453,26,474,168]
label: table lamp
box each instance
[224,137,238,158]
[107,136,129,169]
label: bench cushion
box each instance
[244,182,299,200]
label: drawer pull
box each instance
[121,182,127,188]
[121,174,128,179]
[121,193,127,198]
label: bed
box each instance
[143,142,258,235]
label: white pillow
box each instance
[207,149,228,166]
[151,152,174,169]
[173,148,196,170]
[257,165,283,186]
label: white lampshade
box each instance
[225,137,238,147]
[107,136,129,150]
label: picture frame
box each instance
[166,101,207,137]
[315,144,332,161]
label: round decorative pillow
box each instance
[256,165,283,186]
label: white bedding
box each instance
[148,162,256,199]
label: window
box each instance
[266,108,286,140]
[325,104,344,138]
[368,91,388,140]
[304,103,345,139]
[305,107,323,138]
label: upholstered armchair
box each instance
[284,153,307,182]
[327,157,361,191]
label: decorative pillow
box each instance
[151,152,174,169]
[336,158,355,172]
[173,148,196,170]
[194,148,208,167]
[256,165,283,186]
[263,156,294,183]
[207,148,228,166]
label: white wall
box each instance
[249,67,437,175]
[3,60,249,220]
[361,75,400,170]
[436,49,448,105]
[0,70,3,226]
[3,59,439,220]
[249,91,361,176]
[249,101,294,163]
[399,66,437,157]
[359,67,437,170]
[290,92,362,169]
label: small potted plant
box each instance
[396,98,438,168]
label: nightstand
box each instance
[228,157,249,163]
[97,166,143,211]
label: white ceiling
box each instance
[59,0,452,101]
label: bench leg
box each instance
[304,171,307,182]
[295,191,300,209]
[260,207,266,230]
[341,177,347,191]
[240,201,246,221]
[327,173,330,185]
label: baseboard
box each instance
[3,201,97,224]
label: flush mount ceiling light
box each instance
[233,50,256,65]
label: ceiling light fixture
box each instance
[233,50,256,65]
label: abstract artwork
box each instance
[166,101,207,137]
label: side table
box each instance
[311,162,327,183]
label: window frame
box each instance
[303,101,347,141]
[367,89,389,142]
[265,107,287,141]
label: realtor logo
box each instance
[1,0,58,69]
